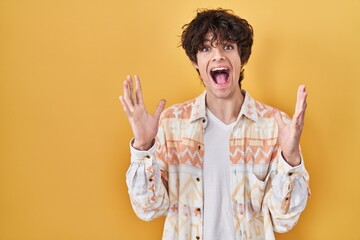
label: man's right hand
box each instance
[119,75,166,151]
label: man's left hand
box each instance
[274,85,308,167]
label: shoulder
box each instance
[160,98,197,120]
[251,96,290,121]
[254,99,275,118]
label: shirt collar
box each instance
[189,91,207,123]
[239,90,259,122]
[189,90,259,123]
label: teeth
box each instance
[211,67,228,72]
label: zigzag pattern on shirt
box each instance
[180,146,203,168]
[156,140,180,162]
[157,138,204,168]
[230,145,277,164]
[157,146,203,168]
[160,142,277,168]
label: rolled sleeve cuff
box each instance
[130,138,156,163]
[275,152,310,214]
[278,152,307,178]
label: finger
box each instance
[302,86,308,110]
[294,85,307,124]
[119,95,132,117]
[123,78,134,111]
[134,75,144,105]
[128,75,135,105]
[124,76,134,105]
[295,85,307,113]
[274,109,285,128]
[154,99,166,119]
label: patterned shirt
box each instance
[126,91,310,240]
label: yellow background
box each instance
[1,0,359,239]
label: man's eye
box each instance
[201,47,210,52]
[224,44,234,50]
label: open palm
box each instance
[119,75,166,150]
[274,85,308,166]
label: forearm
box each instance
[268,152,310,232]
[126,139,169,221]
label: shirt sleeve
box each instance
[126,137,170,221]
[267,150,310,233]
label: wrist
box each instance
[282,151,301,167]
[132,139,154,151]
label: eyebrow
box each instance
[202,40,233,47]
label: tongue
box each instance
[215,73,228,85]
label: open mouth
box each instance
[210,67,230,85]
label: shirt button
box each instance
[145,155,151,159]
[196,236,200,239]
[288,172,293,176]
[196,177,200,182]
[197,145,201,150]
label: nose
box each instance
[212,47,225,61]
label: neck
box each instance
[206,90,245,125]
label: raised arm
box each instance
[267,85,310,232]
[120,75,169,221]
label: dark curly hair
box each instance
[181,8,254,85]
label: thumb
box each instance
[273,109,284,128]
[154,99,166,119]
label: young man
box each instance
[120,9,310,240]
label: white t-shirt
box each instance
[203,109,236,240]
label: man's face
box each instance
[193,37,242,101]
